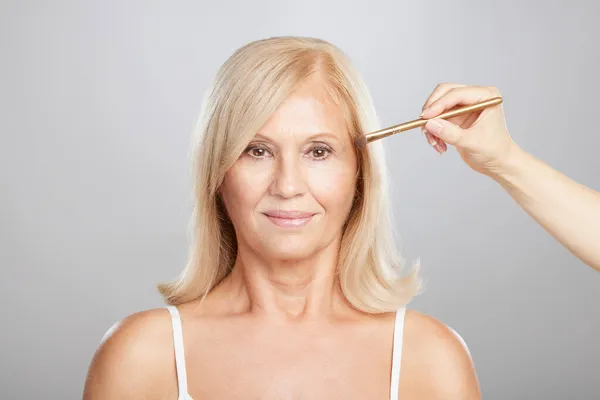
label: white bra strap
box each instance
[390,307,406,400]
[166,306,189,397]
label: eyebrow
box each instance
[254,131,341,142]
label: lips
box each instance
[263,210,314,218]
[262,210,316,227]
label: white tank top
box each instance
[166,306,406,400]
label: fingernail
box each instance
[422,128,437,146]
[425,119,444,135]
[434,144,443,154]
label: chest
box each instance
[183,320,396,399]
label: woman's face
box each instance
[220,76,359,261]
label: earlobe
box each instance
[215,191,232,220]
[216,184,225,200]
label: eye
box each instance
[308,145,332,160]
[245,145,272,159]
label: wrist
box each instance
[488,143,531,184]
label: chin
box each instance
[259,237,321,261]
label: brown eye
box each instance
[311,146,331,160]
[246,145,271,159]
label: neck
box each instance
[217,238,350,319]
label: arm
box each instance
[83,310,174,399]
[420,83,600,272]
[402,310,481,399]
[492,146,600,271]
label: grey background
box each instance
[2,1,599,399]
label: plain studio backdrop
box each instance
[2,1,599,399]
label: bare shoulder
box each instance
[83,307,177,399]
[400,309,481,399]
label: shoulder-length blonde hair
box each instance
[158,36,421,313]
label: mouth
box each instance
[262,210,316,228]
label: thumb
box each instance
[424,118,465,146]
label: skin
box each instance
[421,83,600,272]
[83,75,481,399]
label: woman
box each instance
[83,36,483,399]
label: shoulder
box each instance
[400,309,481,399]
[83,307,177,399]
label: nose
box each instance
[269,153,307,199]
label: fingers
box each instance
[421,82,466,112]
[421,86,500,119]
[420,83,502,154]
[422,128,446,154]
[425,118,464,146]
[421,83,464,155]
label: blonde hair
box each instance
[158,36,421,313]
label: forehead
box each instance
[257,77,349,140]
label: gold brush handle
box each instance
[361,96,504,145]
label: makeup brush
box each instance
[354,96,503,147]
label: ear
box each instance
[216,190,226,208]
[215,187,226,208]
[216,182,224,199]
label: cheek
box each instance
[308,162,357,213]
[221,164,272,218]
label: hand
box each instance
[420,83,518,177]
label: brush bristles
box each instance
[354,135,369,148]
